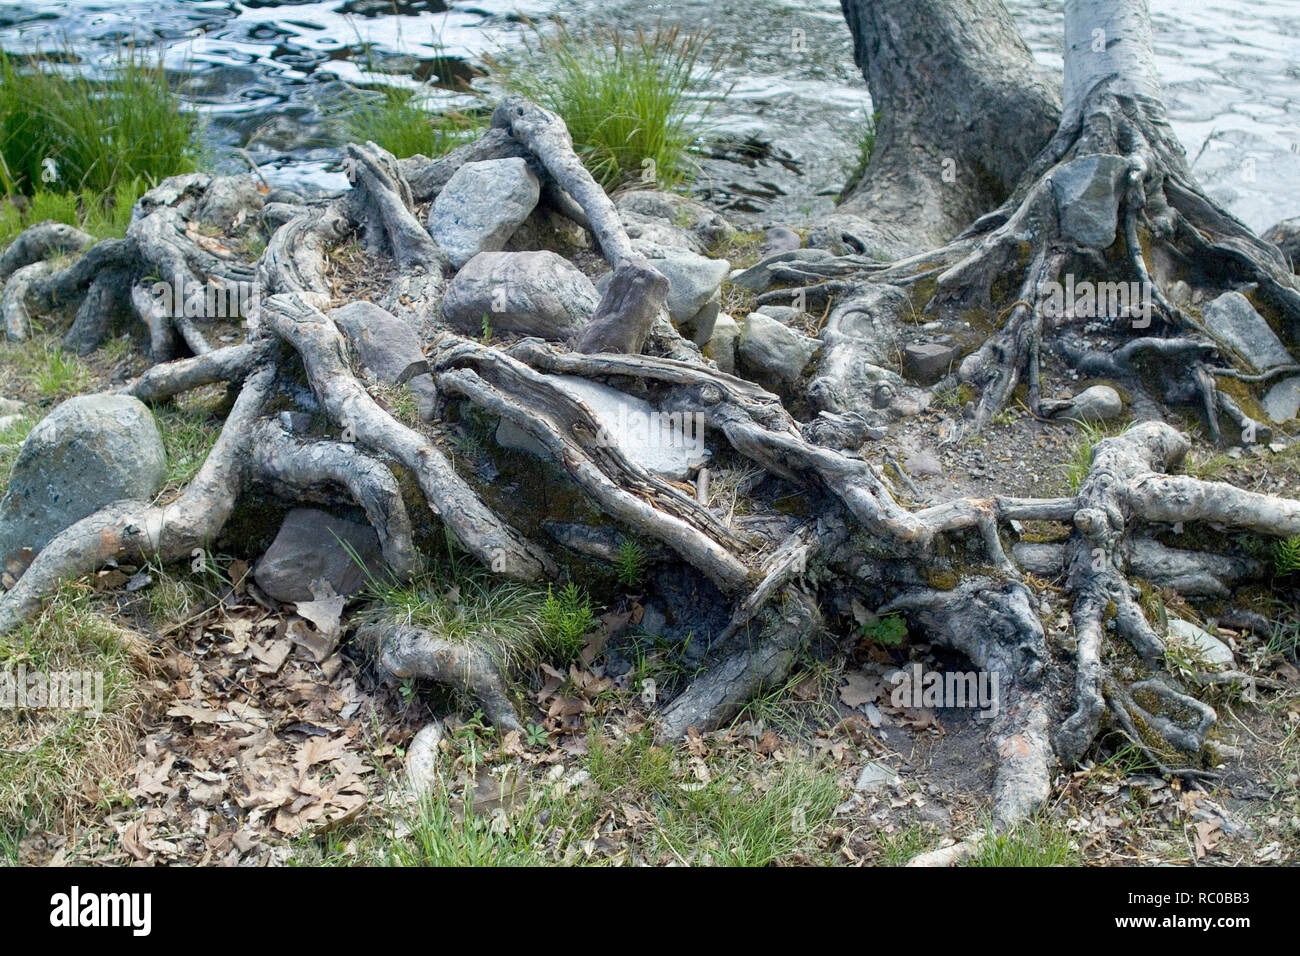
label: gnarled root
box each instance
[656,590,820,743]
[357,620,522,732]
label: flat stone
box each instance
[330,301,436,417]
[495,375,706,480]
[903,342,960,384]
[1202,291,1294,371]
[441,250,598,339]
[253,508,385,604]
[755,305,804,324]
[1167,618,1235,668]
[1263,376,1300,423]
[493,374,702,478]
[904,449,943,477]
[574,259,669,355]
[1051,154,1129,249]
[736,311,821,387]
[0,394,166,560]
[685,291,721,345]
[427,158,539,268]
[854,761,900,792]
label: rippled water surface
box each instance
[1,0,1296,230]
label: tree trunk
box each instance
[830,0,1061,258]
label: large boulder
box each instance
[441,251,598,339]
[427,158,540,269]
[0,394,166,559]
[253,508,385,604]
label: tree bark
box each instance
[831,0,1061,258]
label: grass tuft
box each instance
[487,20,721,191]
[0,49,200,198]
[963,816,1082,866]
[332,84,484,160]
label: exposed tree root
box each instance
[2,89,1299,828]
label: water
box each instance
[1,0,1297,231]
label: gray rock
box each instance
[1058,384,1124,423]
[330,301,436,417]
[1167,618,1234,668]
[648,253,730,329]
[195,175,265,232]
[253,508,385,604]
[1262,217,1300,272]
[0,397,23,416]
[1263,376,1300,423]
[730,248,833,292]
[427,158,539,268]
[686,291,721,345]
[0,394,166,559]
[622,214,702,256]
[1202,291,1294,372]
[495,374,706,480]
[755,305,804,324]
[737,312,821,387]
[904,449,943,477]
[706,314,741,375]
[762,226,802,257]
[903,342,961,384]
[614,190,734,248]
[1051,154,1129,249]
[441,251,598,339]
[854,761,900,792]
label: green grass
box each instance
[0,178,140,246]
[874,823,942,866]
[0,49,200,198]
[538,583,598,664]
[1063,419,1132,493]
[962,817,1082,866]
[838,109,879,201]
[154,398,222,489]
[1274,534,1300,576]
[333,84,484,159]
[0,339,94,403]
[0,581,143,838]
[0,415,34,498]
[358,563,555,674]
[487,21,721,190]
[652,757,840,865]
[613,538,646,588]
